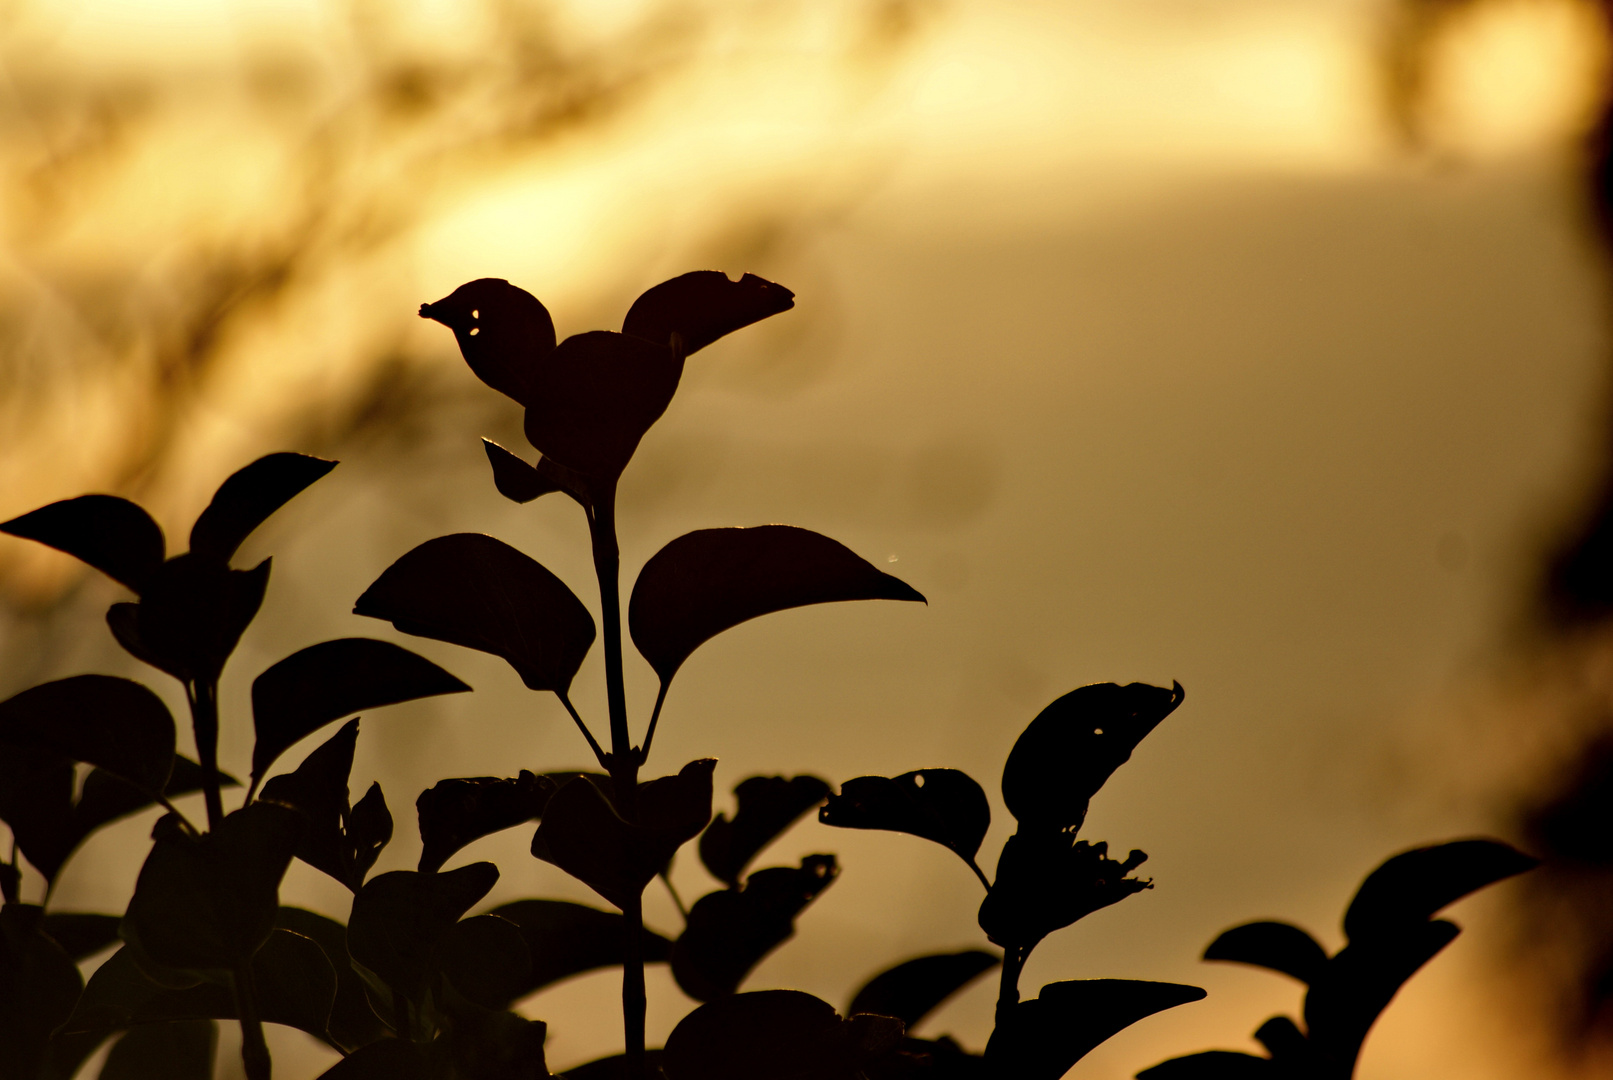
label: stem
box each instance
[233,961,272,1080]
[966,858,992,892]
[188,680,224,830]
[559,693,609,770]
[639,682,670,763]
[995,946,1026,1031]
[621,891,647,1069]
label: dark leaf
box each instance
[252,637,470,782]
[121,802,303,974]
[437,914,531,1010]
[819,770,989,868]
[984,979,1205,1080]
[846,950,999,1029]
[1203,921,1330,985]
[1302,920,1461,1071]
[977,834,1150,950]
[350,783,393,886]
[99,1020,216,1080]
[0,903,84,1080]
[0,495,164,593]
[1341,839,1538,942]
[1001,682,1185,832]
[1252,1016,1308,1061]
[522,330,683,480]
[0,742,74,883]
[672,856,839,1001]
[533,762,714,910]
[483,440,564,504]
[630,526,925,685]
[443,1008,549,1080]
[276,907,393,1052]
[355,533,595,695]
[0,863,16,905]
[489,899,673,997]
[1136,1051,1279,1079]
[0,674,175,796]
[663,989,902,1080]
[189,453,338,563]
[125,555,271,682]
[260,720,392,892]
[422,278,556,406]
[346,863,499,1007]
[700,775,830,887]
[418,772,558,873]
[315,1037,435,1080]
[561,1051,667,1080]
[41,913,123,962]
[622,271,795,355]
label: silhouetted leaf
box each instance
[483,440,564,504]
[663,990,903,1080]
[630,526,925,685]
[985,980,1205,1080]
[346,863,499,1007]
[846,950,999,1029]
[673,856,839,1001]
[1136,1051,1279,1079]
[0,495,165,593]
[0,903,84,1080]
[819,769,989,869]
[700,775,830,887]
[561,1050,666,1080]
[417,772,558,873]
[533,762,714,910]
[0,674,175,796]
[261,720,394,891]
[100,1019,216,1080]
[1203,922,1329,985]
[1341,839,1538,942]
[276,907,392,1052]
[252,637,470,782]
[622,271,795,355]
[355,533,595,694]
[0,742,74,883]
[118,555,271,682]
[442,1007,551,1080]
[489,899,673,997]
[121,802,304,974]
[1001,682,1185,832]
[189,453,338,563]
[41,913,123,962]
[438,914,531,1009]
[1303,920,1460,1071]
[422,278,556,406]
[1251,1016,1307,1061]
[978,834,1150,949]
[316,1037,435,1080]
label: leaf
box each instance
[532,762,714,910]
[1001,682,1185,832]
[437,914,531,1010]
[0,675,176,796]
[483,440,564,504]
[1203,921,1329,985]
[346,863,499,1007]
[117,555,271,682]
[1341,839,1538,942]
[0,904,85,1080]
[0,742,74,884]
[488,899,673,997]
[672,856,839,1001]
[0,494,165,593]
[355,533,595,695]
[260,720,393,891]
[977,834,1150,950]
[621,271,795,355]
[252,637,470,782]
[819,769,989,868]
[421,278,556,406]
[417,772,558,873]
[41,913,124,962]
[1136,1051,1280,1079]
[121,802,304,975]
[846,950,1000,1029]
[189,453,338,563]
[442,1007,550,1080]
[663,990,904,1080]
[100,1020,217,1080]
[984,979,1205,1080]
[560,1051,667,1080]
[315,1037,435,1080]
[276,907,393,1053]
[630,526,925,685]
[700,775,830,888]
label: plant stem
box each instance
[996,946,1026,1030]
[621,891,647,1068]
[233,961,272,1080]
[188,679,224,830]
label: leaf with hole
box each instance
[189,453,337,563]
[1341,839,1537,942]
[355,533,595,695]
[630,526,925,686]
[819,769,989,871]
[421,278,556,406]
[417,772,558,873]
[0,494,165,594]
[700,775,830,888]
[1203,922,1329,984]
[846,950,999,1029]
[622,271,795,354]
[985,979,1205,1080]
[978,834,1150,950]
[489,899,673,998]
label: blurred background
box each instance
[4,0,1613,1076]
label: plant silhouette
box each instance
[0,272,1539,1080]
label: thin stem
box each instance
[559,693,609,770]
[233,961,272,1080]
[621,891,647,1067]
[638,682,670,764]
[966,858,992,892]
[995,945,1026,1031]
[188,680,225,830]
[660,870,688,922]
